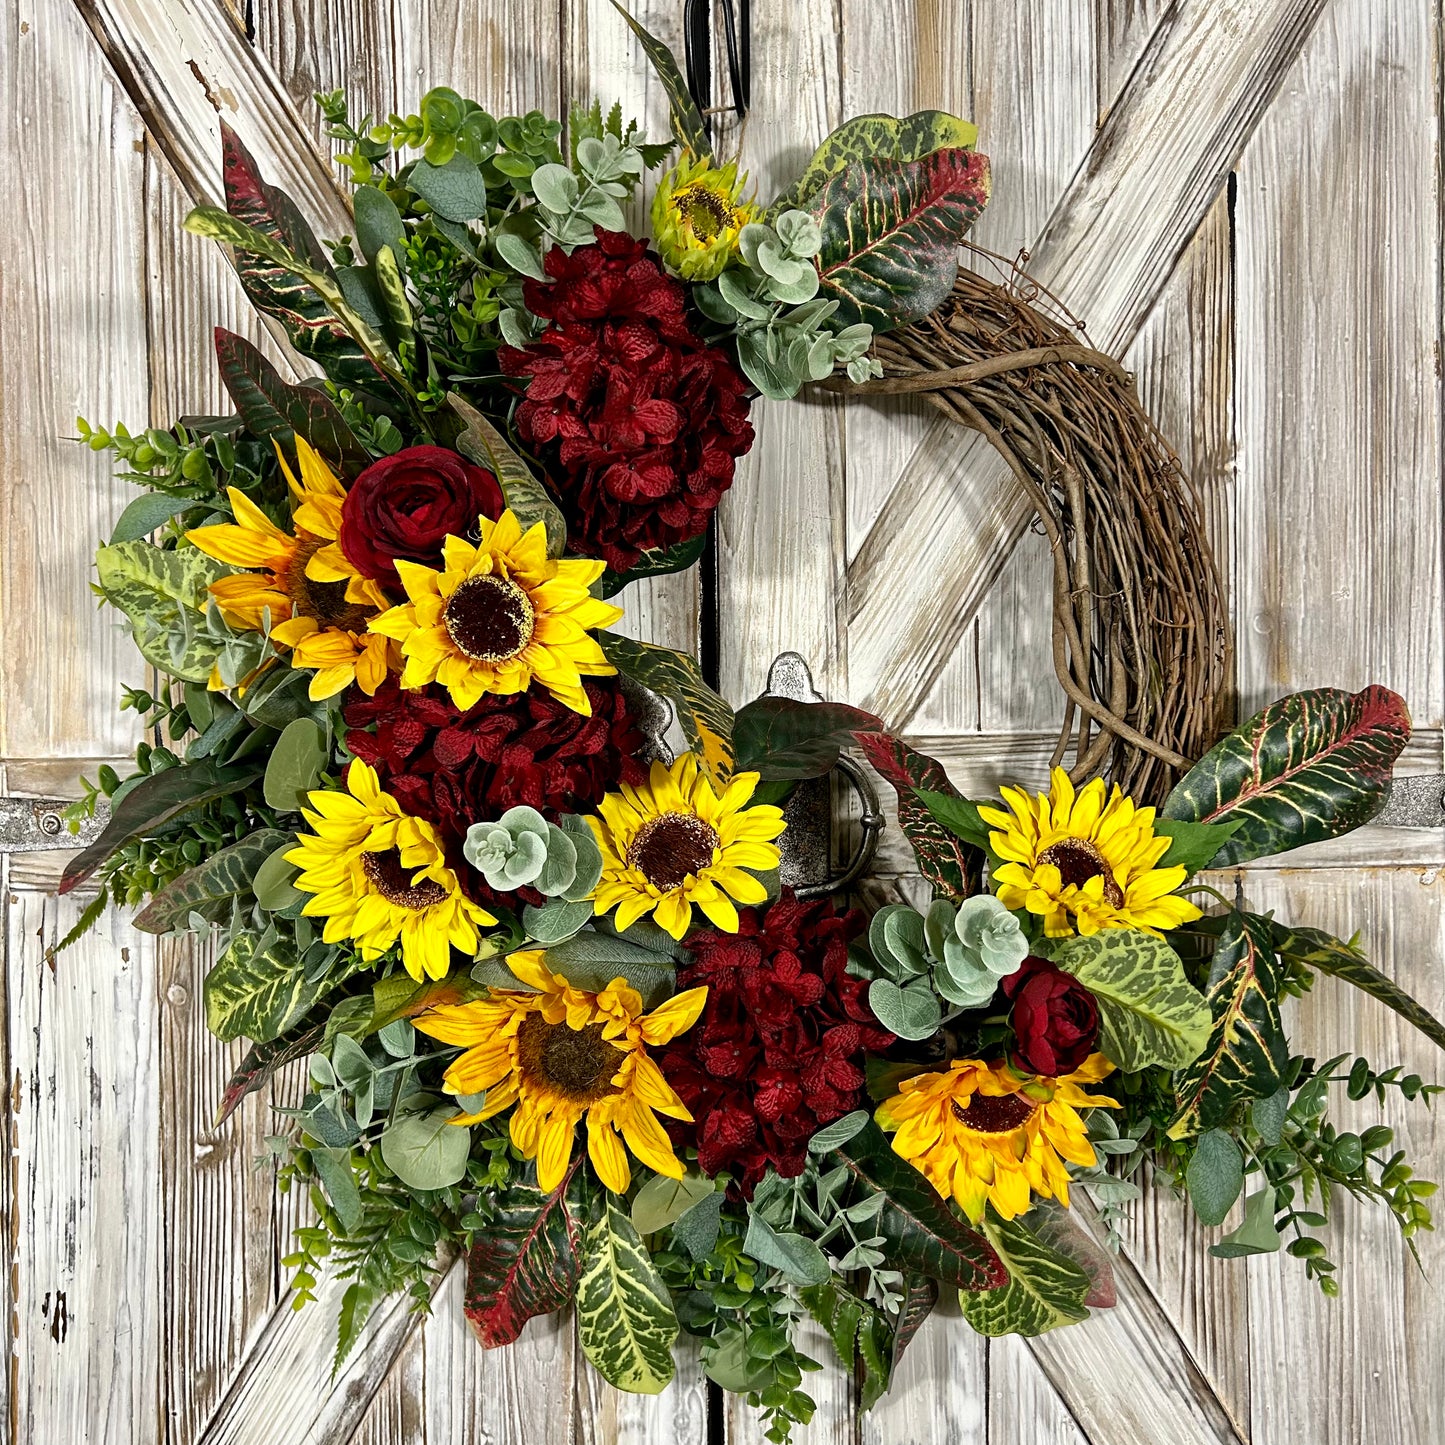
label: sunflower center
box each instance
[676,185,732,241]
[1037,837,1125,906]
[951,1092,1038,1135]
[361,848,448,910]
[516,1015,623,1105]
[627,812,718,890]
[286,538,368,629]
[443,575,535,663]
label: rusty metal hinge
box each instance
[0,796,108,853]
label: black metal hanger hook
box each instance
[683,0,751,138]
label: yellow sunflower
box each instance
[187,437,392,699]
[367,510,622,715]
[285,759,494,981]
[414,951,707,1194]
[980,768,1203,938]
[589,754,786,941]
[876,1055,1118,1223]
[651,155,757,281]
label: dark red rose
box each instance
[1002,955,1100,1077]
[338,445,504,585]
[657,891,894,1196]
[342,675,645,907]
[499,228,754,573]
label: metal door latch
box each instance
[0,796,108,853]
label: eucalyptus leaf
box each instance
[110,491,196,544]
[867,978,942,1042]
[379,1105,472,1189]
[742,1211,832,1286]
[631,1172,715,1236]
[409,155,489,222]
[1209,1188,1282,1258]
[263,717,326,813]
[1185,1129,1244,1227]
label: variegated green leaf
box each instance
[577,1194,678,1394]
[1162,685,1411,865]
[1053,930,1211,1072]
[731,696,883,780]
[447,393,566,557]
[465,1166,584,1347]
[205,930,322,1043]
[606,1,713,162]
[133,829,292,934]
[957,1212,1092,1338]
[772,110,979,214]
[1168,910,1288,1138]
[218,124,380,391]
[807,148,992,332]
[599,634,735,776]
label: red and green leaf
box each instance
[806,148,991,332]
[831,1121,1006,1291]
[1169,910,1288,1138]
[219,124,379,391]
[215,1022,323,1125]
[213,328,370,475]
[732,697,884,780]
[853,731,980,898]
[464,1166,584,1348]
[1162,685,1411,865]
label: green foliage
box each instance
[599,632,736,770]
[380,1103,473,1190]
[1151,817,1244,875]
[1185,1128,1245,1226]
[463,806,602,898]
[957,1212,1092,1337]
[694,212,879,399]
[1161,685,1411,865]
[804,148,991,332]
[604,1,712,162]
[262,717,328,814]
[205,924,339,1043]
[1052,929,1211,1071]
[132,828,291,934]
[730,696,883,780]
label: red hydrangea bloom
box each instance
[499,228,755,573]
[342,675,646,871]
[658,891,894,1194]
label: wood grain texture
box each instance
[846,0,1330,730]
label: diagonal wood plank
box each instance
[844,0,1328,729]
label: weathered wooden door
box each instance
[3,1,1441,1442]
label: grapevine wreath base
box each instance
[60,8,1441,1438]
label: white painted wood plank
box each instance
[0,0,149,765]
[6,891,162,1444]
[1233,0,1442,728]
[845,0,1329,730]
[987,1333,1088,1445]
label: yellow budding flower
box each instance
[589,754,786,941]
[651,155,757,282]
[980,768,1204,939]
[414,951,707,1194]
[368,510,622,716]
[285,759,494,981]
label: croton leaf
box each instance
[204,929,323,1043]
[831,1121,1007,1290]
[447,393,566,557]
[606,0,714,163]
[1022,1199,1116,1309]
[1161,685,1411,865]
[464,1165,585,1348]
[1052,929,1211,1072]
[773,109,979,214]
[1270,920,1445,1055]
[599,532,708,597]
[806,148,991,332]
[59,760,263,894]
[213,328,369,475]
[367,971,490,1035]
[1168,910,1289,1138]
[576,1192,679,1393]
[731,696,884,780]
[133,828,291,934]
[853,732,981,899]
[958,1210,1092,1337]
[600,633,735,777]
[216,1021,324,1125]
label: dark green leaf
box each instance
[957,1212,1091,1337]
[742,1212,831,1286]
[731,696,883,780]
[464,1166,584,1346]
[1251,1087,1290,1147]
[1161,685,1411,865]
[1185,1129,1244,1226]
[1169,910,1289,1137]
[533,931,677,1008]
[807,148,992,332]
[913,787,992,851]
[109,491,196,544]
[252,837,305,911]
[312,1144,363,1231]
[409,156,488,222]
[1152,817,1245,876]
[852,732,980,899]
[831,1122,1005,1290]
[600,633,735,774]
[352,184,406,262]
[133,828,291,933]
[599,533,708,597]
[213,328,369,474]
[671,1188,724,1261]
[606,0,713,162]
[263,717,327,813]
[60,761,262,894]
[446,393,566,557]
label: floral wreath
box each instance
[61,9,1440,1437]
